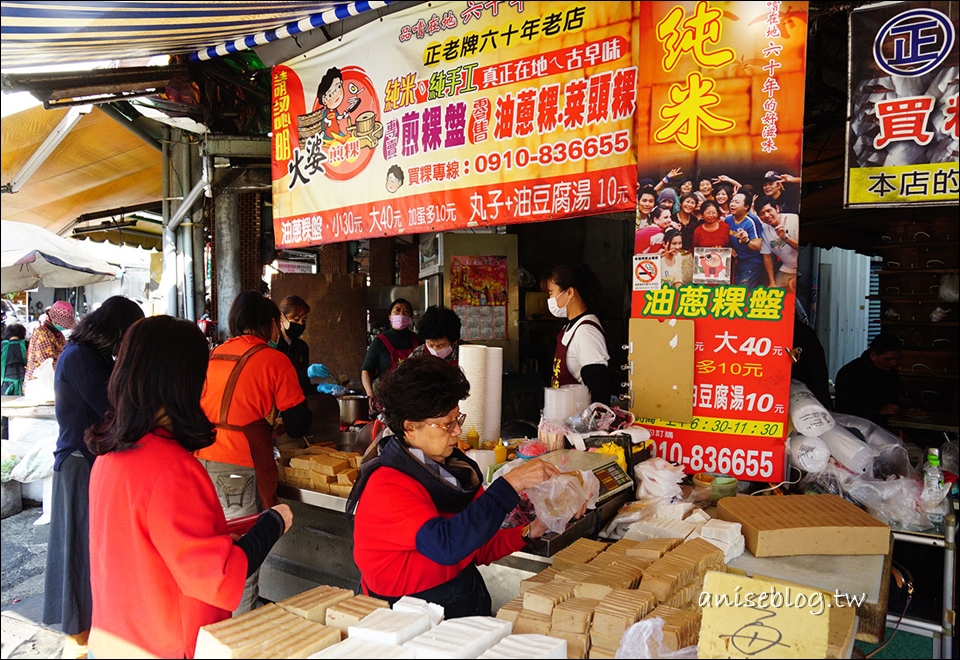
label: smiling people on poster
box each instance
[542,264,611,405]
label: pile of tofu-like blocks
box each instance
[623,502,746,562]
[194,586,566,659]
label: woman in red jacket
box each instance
[348,355,560,618]
[85,316,292,659]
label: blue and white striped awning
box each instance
[1,1,395,69]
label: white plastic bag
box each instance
[22,357,56,402]
[616,618,699,659]
[524,470,599,535]
[789,380,834,436]
[635,457,685,500]
[9,434,57,483]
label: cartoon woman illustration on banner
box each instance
[317,67,351,141]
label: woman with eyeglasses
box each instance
[347,355,560,618]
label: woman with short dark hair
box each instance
[85,316,291,658]
[349,355,560,618]
[410,306,463,363]
[42,296,144,657]
[361,297,420,406]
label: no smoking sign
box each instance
[633,254,662,290]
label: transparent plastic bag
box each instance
[599,497,666,539]
[616,618,699,659]
[635,457,685,500]
[832,414,912,479]
[941,439,958,476]
[524,470,599,534]
[846,476,930,531]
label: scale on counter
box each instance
[540,449,633,505]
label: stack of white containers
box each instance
[542,384,587,423]
[456,345,502,444]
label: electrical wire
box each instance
[865,590,913,659]
[750,465,803,496]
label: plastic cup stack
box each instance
[562,383,590,415]
[457,345,487,442]
[482,347,503,445]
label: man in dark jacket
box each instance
[834,333,902,426]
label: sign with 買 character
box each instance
[846,1,959,207]
[271,1,639,247]
[630,1,809,482]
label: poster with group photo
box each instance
[271,1,640,248]
[631,1,808,481]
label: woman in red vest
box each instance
[542,265,611,404]
[361,297,419,407]
[86,316,291,658]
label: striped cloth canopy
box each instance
[1,1,394,69]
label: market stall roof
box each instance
[1,102,162,246]
[1,220,119,293]
[0,1,394,69]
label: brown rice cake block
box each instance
[551,538,609,572]
[551,597,599,634]
[195,604,339,659]
[337,468,359,484]
[512,609,553,635]
[643,605,701,651]
[325,595,390,633]
[591,589,657,638]
[625,537,684,560]
[288,456,316,470]
[548,630,589,659]
[603,538,641,556]
[277,585,354,623]
[520,567,560,594]
[587,645,617,659]
[669,538,723,573]
[496,596,525,623]
[328,482,354,497]
[308,454,349,476]
[588,629,622,652]
[524,581,576,615]
[554,564,604,585]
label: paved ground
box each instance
[1,503,63,659]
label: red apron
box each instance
[210,344,280,508]
[551,320,604,388]
[377,332,419,375]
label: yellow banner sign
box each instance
[848,161,960,205]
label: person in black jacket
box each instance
[275,295,330,396]
[834,333,902,426]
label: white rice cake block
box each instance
[702,535,745,562]
[308,637,416,659]
[348,608,432,646]
[700,518,741,543]
[478,634,567,659]
[278,585,355,623]
[393,596,445,627]
[403,616,512,659]
[622,519,693,542]
[195,603,341,659]
[655,503,693,520]
[310,637,416,660]
[685,508,711,525]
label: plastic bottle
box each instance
[466,426,480,450]
[494,439,508,464]
[921,447,946,525]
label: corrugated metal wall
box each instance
[814,247,872,382]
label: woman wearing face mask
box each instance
[25,300,75,382]
[195,291,312,615]
[410,306,464,363]
[42,296,144,659]
[361,298,420,404]
[275,295,330,396]
[542,265,611,404]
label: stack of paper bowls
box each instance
[457,344,487,443]
[543,386,578,423]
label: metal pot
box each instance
[336,395,369,425]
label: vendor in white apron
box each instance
[543,264,612,404]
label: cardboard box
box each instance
[717,494,890,557]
